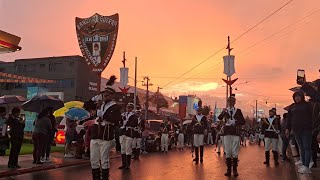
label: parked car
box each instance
[145,120,175,152]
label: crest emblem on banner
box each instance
[223,55,235,77]
[76,13,119,73]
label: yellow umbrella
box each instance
[53,101,84,117]
[64,101,84,109]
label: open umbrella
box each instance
[0,95,26,104]
[53,101,84,117]
[64,101,84,109]
[22,95,64,113]
[65,108,90,121]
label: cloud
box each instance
[168,82,219,92]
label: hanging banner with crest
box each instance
[76,13,119,73]
[223,55,235,77]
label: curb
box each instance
[0,155,121,178]
[289,144,314,180]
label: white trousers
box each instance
[217,140,222,153]
[224,135,240,158]
[207,133,213,144]
[90,139,113,169]
[277,135,282,154]
[120,135,133,155]
[265,137,279,151]
[193,134,204,147]
[177,133,184,148]
[161,134,169,152]
[132,137,142,149]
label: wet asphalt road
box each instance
[3,144,297,180]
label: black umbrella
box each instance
[22,95,64,113]
[0,95,26,105]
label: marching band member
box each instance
[160,118,171,153]
[132,110,144,160]
[218,96,245,177]
[192,108,208,164]
[118,103,139,169]
[177,124,185,150]
[90,76,121,180]
[262,108,281,166]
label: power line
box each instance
[159,8,320,86]
[237,7,320,55]
[232,0,294,43]
[161,0,294,88]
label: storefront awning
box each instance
[0,30,22,54]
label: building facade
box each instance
[0,55,100,101]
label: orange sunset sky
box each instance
[1,0,320,115]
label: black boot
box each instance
[125,155,131,169]
[273,151,279,166]
[233,158,239,177]
[193,147,199,164]
[101,169,109,180]
[264,151,270,166]
[224,158,232,176]
[132,148,136,159]
[200,146,204,163]
[136,148,140,159]
[118,154,126,169]
[91,168,101,180]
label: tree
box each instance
[150,92,169,114]
[202,105,211,116]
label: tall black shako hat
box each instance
[228,96,236,102]
[269,108,276,113]
[101,75,117,94]
[126,102,134,108]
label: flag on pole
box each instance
[223,55,235,77]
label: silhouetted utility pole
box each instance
[156,86,163,114]
[142,76,153,120]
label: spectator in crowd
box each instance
[141,120,150,154]
[33,108,52,164]
[286,90,313,174]
[0,107,9,156]
[311,104,320,168]
[65,118,77,158]
[207,127,213,145]
[7,107,25,169]
[280,113,289,161]
[41,107,57,162]
[75,129,86,159]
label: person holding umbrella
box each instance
[0,107,9,156]
[32,108,52,164]
[7,107,25,169]
[90,76,121,180]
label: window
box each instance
[40,64,45,68]
[49,64,54,72]
[69,62,75,67]
[49,63,64,72]
[25,65,35,72]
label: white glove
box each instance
[91,94,102,102]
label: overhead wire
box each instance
[237,7,320,56]
[161,6,320,85]
[161,0,294,88]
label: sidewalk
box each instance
[0,151,121,178]
[289,144,320,180]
